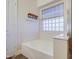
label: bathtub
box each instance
[21,39,53,59]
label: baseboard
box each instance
[6,53,13,58]
[15,50,21,56]
[6,50,21,58]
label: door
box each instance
[6,0,18,57]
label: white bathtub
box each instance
[21,39,53,59]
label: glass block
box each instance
[56,18,60,23]
[45,27,49,31]
[43,23,46,27]
[45,20,49,23]
[56,23,59,27]
[60,27,64,31]
[49,20,52,23]
[42,3,64,32]
[52,24,55,27]
[52,8,55,16]
[52,19,55,23]
[49,23,52,27]
[60,23,64,26]
[59,4,64,12]
[56,27,59,31]
[49,28,52,31]
[52,27,55,31]
[60,17,64,22]
[45,24,49,27]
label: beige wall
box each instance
[17,0,40,43]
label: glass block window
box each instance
[42,3,64,32]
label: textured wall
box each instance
[17,0,40,43]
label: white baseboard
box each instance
[15,50,21,56]
[6,50,21,58]
[6,53,13,58]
